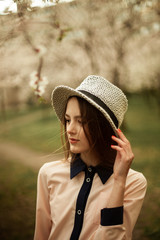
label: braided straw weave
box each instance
[51,75,128,135]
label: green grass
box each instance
[0,158,37,240]
[0,104,46,123]
[0,106,62,153]
[0,95,160,239]
[125,95,160,239]
[125,94,160,149]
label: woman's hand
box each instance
[111,129,134,185]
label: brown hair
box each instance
[61,96,117,169]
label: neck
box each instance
[80,150,99,167]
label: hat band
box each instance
[78,90,118,128]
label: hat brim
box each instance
[51,85,118,136]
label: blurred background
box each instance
[0,0,160,239]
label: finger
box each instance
[111,135,125,146]
[116,129,129,143]
[111,144,134,163]
[112,134,131,156]
[111,144,123,152]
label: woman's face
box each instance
[65,97,91,155]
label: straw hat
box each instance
[51,75,128,135]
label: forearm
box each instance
[107,178,126,208]
[109,129,134,207]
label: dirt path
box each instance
[0,140,63,170]
[0,108,64,170]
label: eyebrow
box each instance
[65,113,82,119]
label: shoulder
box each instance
[126,168,147,193]
[128,168,147,184]
[38,159,70,178]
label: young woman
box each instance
[34,75,147,240]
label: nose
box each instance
[67,121,77,135]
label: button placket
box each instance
[77,210,82,215]
[88,167,92,172]
[70,167,95,240]
[86,177,91,183]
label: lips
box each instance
[69,138,80,144]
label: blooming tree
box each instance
[0,0,159,108]
[29,71,48,98]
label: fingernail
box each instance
[112,135,115,138]
[117,128,121,132]
[111,145,114,148]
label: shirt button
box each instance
[86,177,91,182]
[88,167,92,172]
[77,210,81,215]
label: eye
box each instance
[65,118,70,123]
[78,119,87,125]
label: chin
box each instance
[70,149,80,154]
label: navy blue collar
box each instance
[70,155,113,184]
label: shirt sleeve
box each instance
[89,172,147,240]
[34,164,52,240]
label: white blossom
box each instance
[39,76,49,86]
[29,71,48,97]
[34,86,45,97]
[29,71,38,89]
[38,85,45,96]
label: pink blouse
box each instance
[34,159,147,240]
